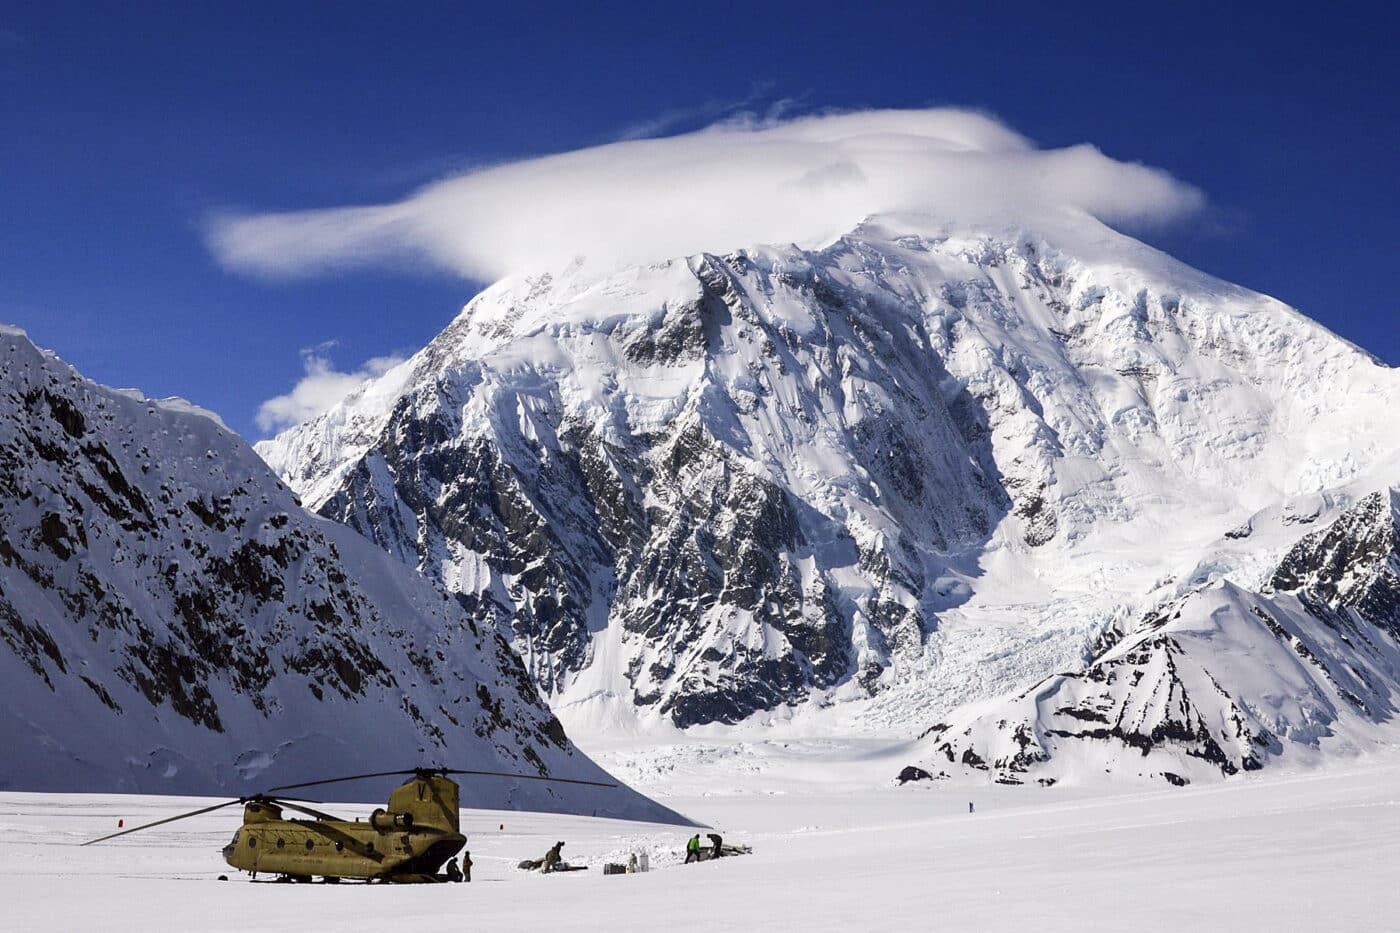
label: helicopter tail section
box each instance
[388,774,461,835]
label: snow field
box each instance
[6,747,1400,932]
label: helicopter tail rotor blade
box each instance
[81,798,245,846]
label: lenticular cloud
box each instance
[206,108,1204,282]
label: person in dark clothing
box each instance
[462,850,473,882]
[707,833,723,860]
[542,841,565,874]
[684,834,701,863]
[444,856,463,882]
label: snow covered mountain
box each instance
[904,487,1400,786]
[257,213,1400,767]
[0,324,679,820]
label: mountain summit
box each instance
[258,216,1400,777]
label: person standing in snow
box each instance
[542,841,565,873]
[707,833,723,860]
[462,850,473,882]
[684,834,701,863]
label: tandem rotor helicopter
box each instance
[83,766,616,883]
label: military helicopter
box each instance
[83,767,615,883]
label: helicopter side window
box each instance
[305,839,315,851]
[248,836,256,848]
[276,838,285,849]
[335,841,344,852]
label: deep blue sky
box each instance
[3,3,1396,439]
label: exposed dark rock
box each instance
[0,327,658,816]
[911,490,1400,785]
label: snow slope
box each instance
[0,324,678,822]
[257,212,1400,764]
[908,487,1400,786]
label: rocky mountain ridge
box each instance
[0,324,678,820]
[906,488,1400,785]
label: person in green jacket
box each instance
[684,834,701,864]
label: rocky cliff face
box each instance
[0,324,677,820]
[258,216,1400,735]
[906,490,1400,786]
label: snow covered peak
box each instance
[267,214,1388,479]
[255,220,1400,739]
[906,486,1400,787]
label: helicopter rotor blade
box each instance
[267,798,341,821]
[440,768,617,789]
[81,798,245,846]
[268,766,617,794]
[266,769,422,794]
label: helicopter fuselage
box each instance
[222,775,466,882]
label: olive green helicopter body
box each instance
[222,773,464,882]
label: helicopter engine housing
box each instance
[369,808,414,832]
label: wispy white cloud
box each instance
[207,107,1204,283]
[613,82,777,141]
[255,343,405,434]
